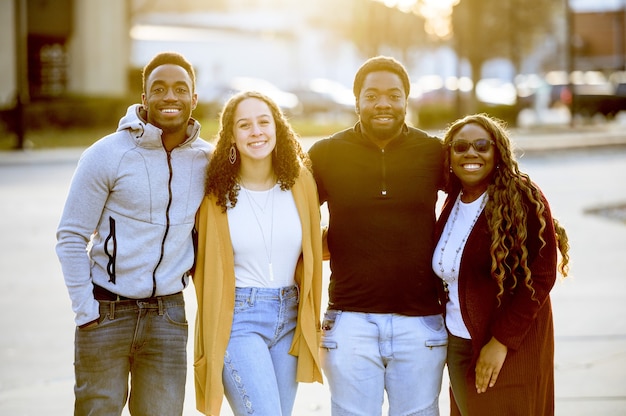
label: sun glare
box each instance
[373,0,460,39]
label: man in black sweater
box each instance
[309,56,447,416]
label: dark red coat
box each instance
[435,189,557,416]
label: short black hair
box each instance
[353,56,411,98]
[142,51,196,93]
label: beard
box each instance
[360,111,405,139]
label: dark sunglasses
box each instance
[449,139,495,154]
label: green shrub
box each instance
[476,103,520,125]
[413,103,458,130]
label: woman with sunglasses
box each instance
[433,113,570,415]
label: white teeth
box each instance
[463,164,482,170]
[162,109,179,113]
[249,141,266,148]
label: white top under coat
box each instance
[433,193,487,339]
[228,184,302,288]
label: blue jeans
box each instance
[74,293,187,416]
[320,310,448,416]
[223,286,299,416]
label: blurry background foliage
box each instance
[1,0,615,148]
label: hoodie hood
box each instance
[116,104,202,149]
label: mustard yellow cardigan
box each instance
[192,166,323,415]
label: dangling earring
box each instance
[229,144,237,165]
[449,167,453,173]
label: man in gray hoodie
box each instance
[56,51,213,415]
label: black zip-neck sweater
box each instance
[309,123,446,316]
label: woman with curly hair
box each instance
[192,91,323,415]
[433,113,570,415]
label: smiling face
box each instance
[232,97,277,164]
[142,64,197,136]
[356,71,407,146]
[449,123,497,198]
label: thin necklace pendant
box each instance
[242,183,275,282]
[246,187,272,212]
[438,192,487,284]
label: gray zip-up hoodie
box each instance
[56,104,213,326]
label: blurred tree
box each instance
[315,0,431,67]
[352,1,430,60]
[129,0,431,69]
[452,0,562,111]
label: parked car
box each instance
[475,78,517,106]
[289,78,355,121]
[407,75,472,128]
[546,71,626,118]
[198,77,302,118]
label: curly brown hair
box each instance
[442,114,570,302]
[206,90,311,212]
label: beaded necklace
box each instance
[437,191,487,292]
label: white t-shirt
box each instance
[228,184,302,288]
[433,193,487,339]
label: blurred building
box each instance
[1,0,128,108]
[1,0,359,110]
[128,0,360,96]
[570,0,626,71]
[1,0,624,112]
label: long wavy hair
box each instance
[442,114,570,302]
[206,90,311,212]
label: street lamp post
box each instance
[565,0,576,126]
[13,0,28,149]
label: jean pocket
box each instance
[321,309,341,333]
[320,310,341,350]
[165,305,188,326]
[320,339,338,349]
[425,338,448,349]
[78,318,102,331]
[420,314,445,332]
[233,297,252,313]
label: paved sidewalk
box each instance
[0,123,625,415]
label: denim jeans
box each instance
[320,310,448,416]
[74,293,187,416]
[223,286,299,416]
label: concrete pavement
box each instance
[0,123,625,415]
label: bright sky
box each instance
[570,0,625,12]
[383,0,624,12]
[375,0,624,38]
[373,0,460,39]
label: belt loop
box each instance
[158,297,164,316]
[109,302,115,320]
[249,287,257,306]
